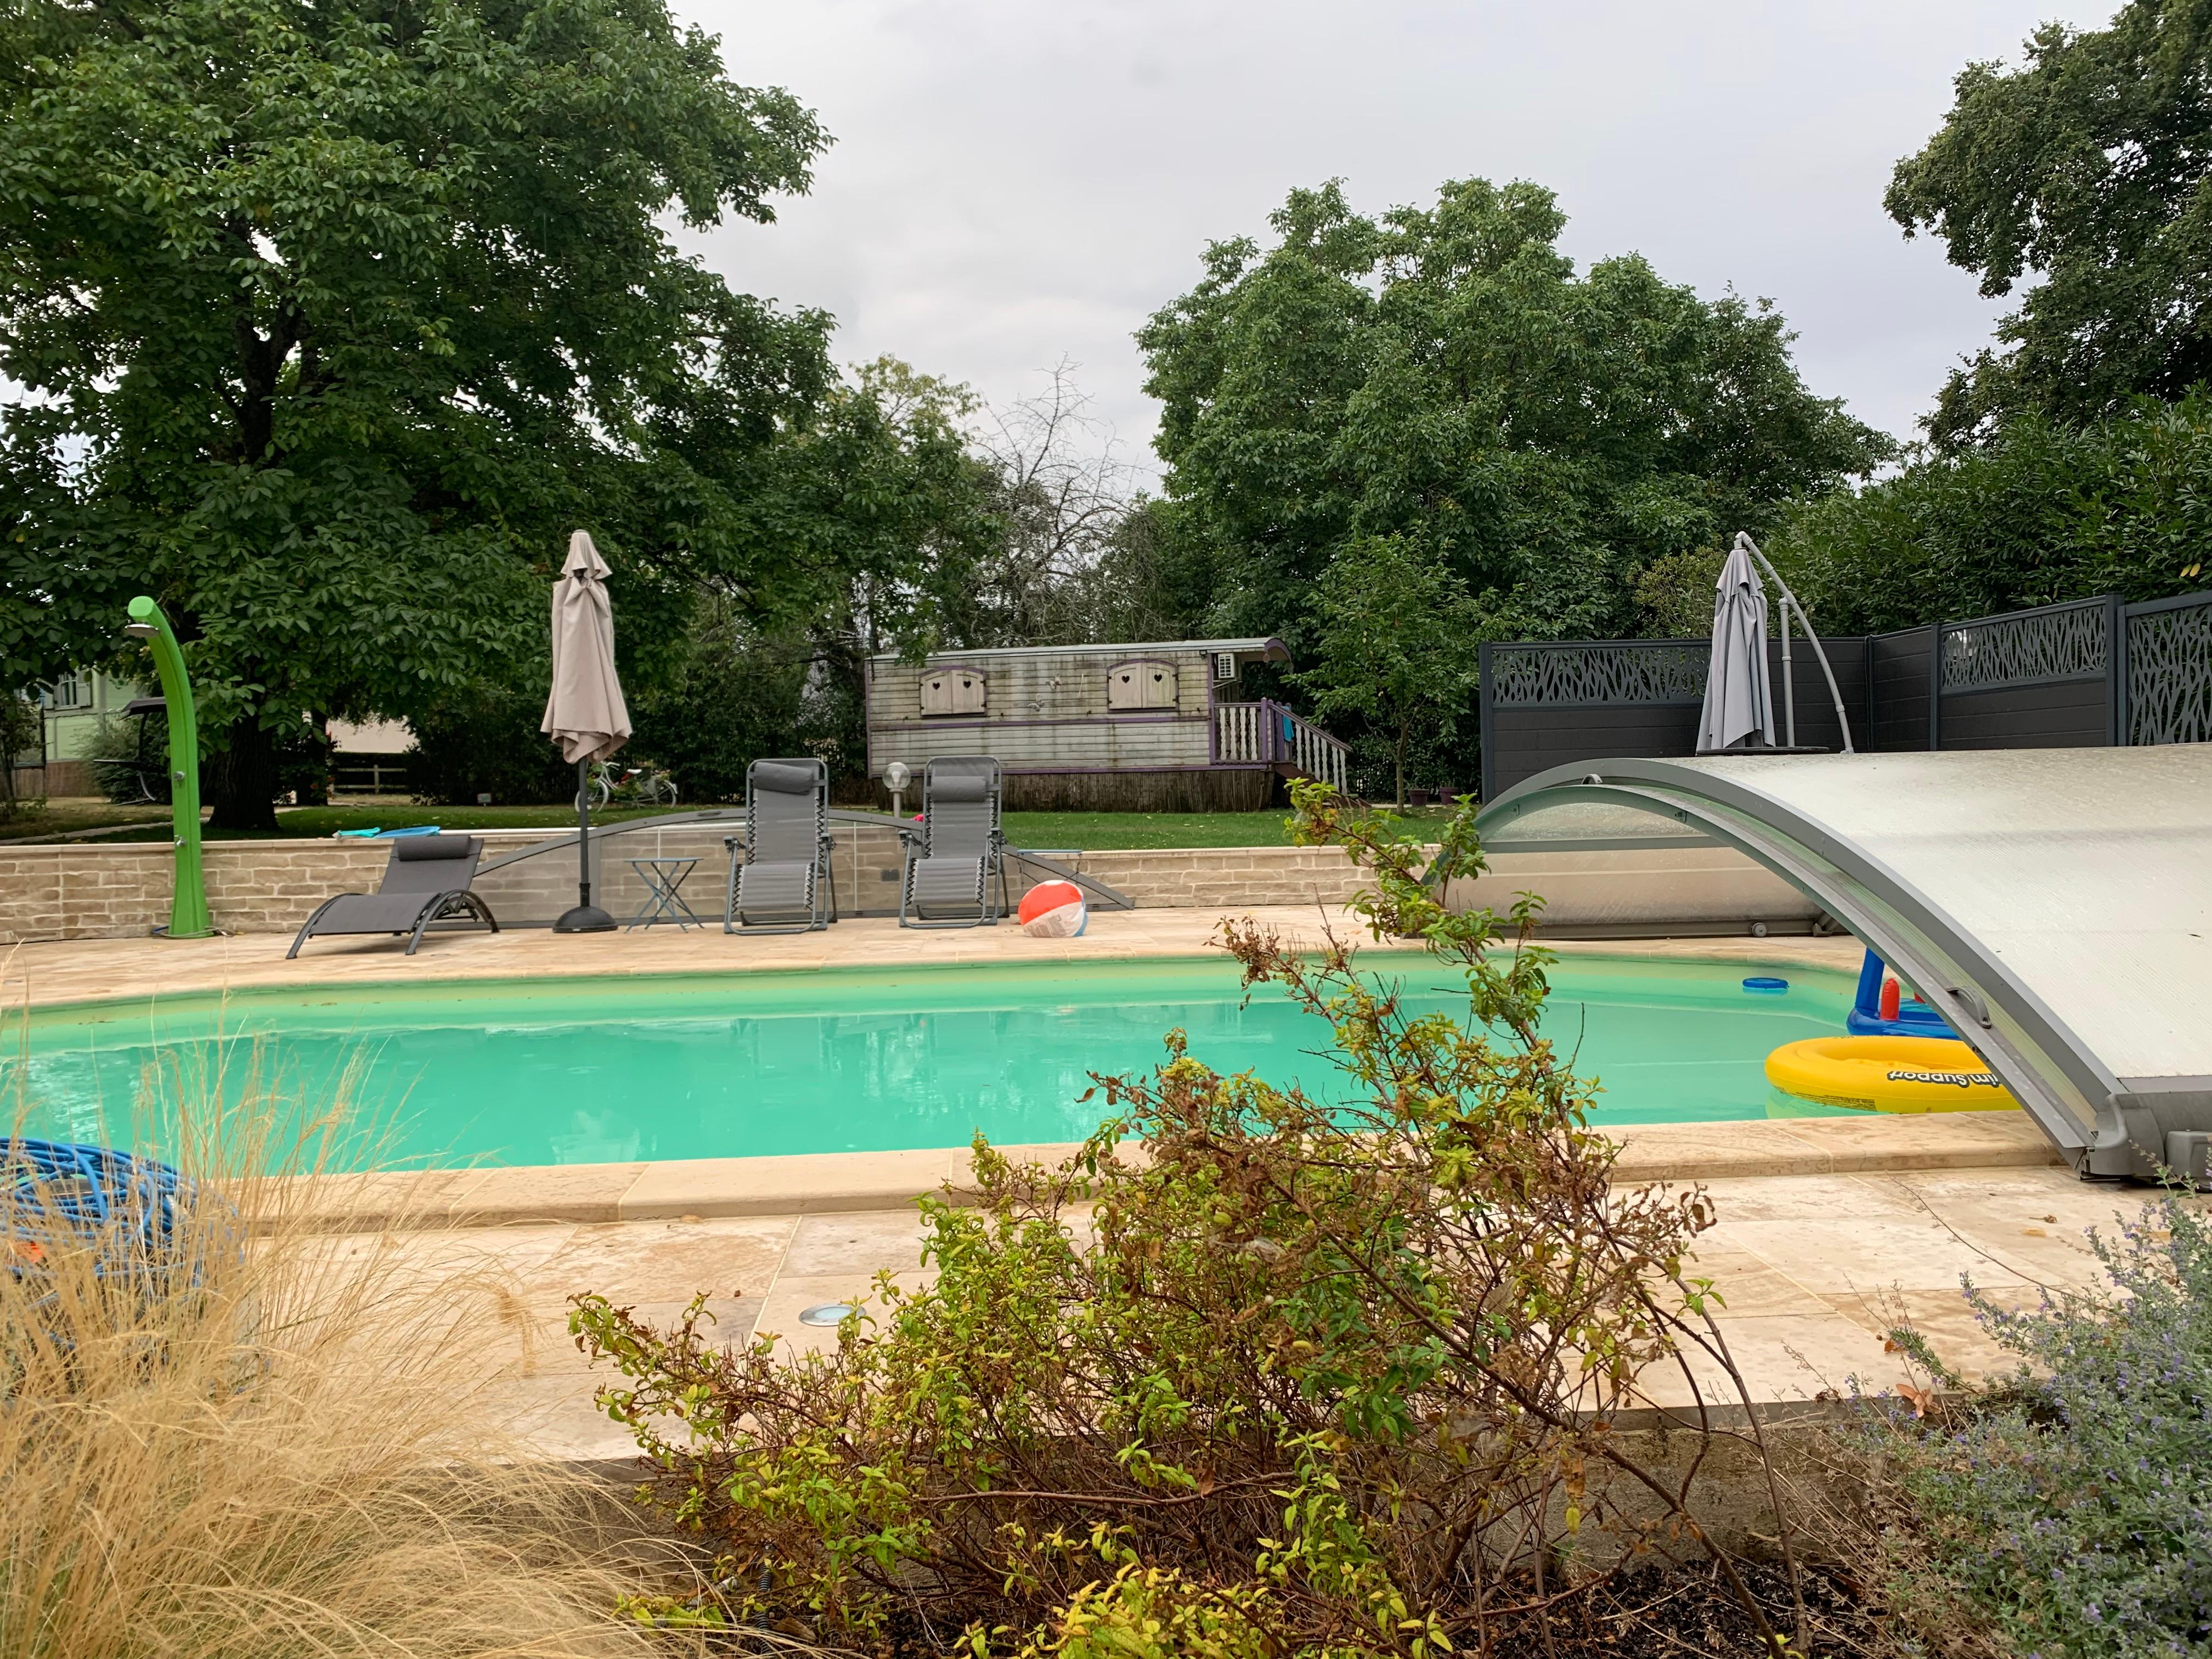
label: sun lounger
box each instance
[286,834,498,958]
[899,756,1005,928]
[724,758,837,934]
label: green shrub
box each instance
[1773,393,2212,635]
[573,787,1792,1656]
[407,682,579,806]
[1860,1196,2211,1658]
[82,712,171,805]
[625,601,814,804]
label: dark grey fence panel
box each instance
[1485,703,1705,800]
[1477,589,2212,801]
[1768,636,1868,752]
[2127,591,2212,745]
[1938,681,2112,749]
[1478,636,1866,800]
[1480,640,1709,801]
[1934,597,2115,749]
[1869,627,1935,751]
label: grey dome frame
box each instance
[1478,757,2211,1182]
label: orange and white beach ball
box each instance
[1017,879,1087,938]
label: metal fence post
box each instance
[1927,622,1944,750]
[2107,593,2128,746]
[1477,642,1495,804]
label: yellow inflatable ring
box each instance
[1764,1035,2018,1114]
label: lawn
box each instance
[9,799,1463,848]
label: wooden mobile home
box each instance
[864,639,1350,811]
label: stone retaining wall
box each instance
[0,829,1376,943]
[0,825,1815,943]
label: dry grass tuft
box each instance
[0,1043,700,1659]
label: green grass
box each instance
[999,810,1299,849]
[33,802,670,844]
[0,799,176,842]
[12,801,1465,848]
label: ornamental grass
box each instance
[0,1041,698,1659]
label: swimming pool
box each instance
[4,955,1856,1169]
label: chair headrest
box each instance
[930,774,992,803]
[752,760,821,796]
[393,834,477,862]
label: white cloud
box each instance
[674,1,2118,471]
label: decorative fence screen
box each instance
[2127,592,2212,746]
[1487,642,1708,707]
[1940,598,2108,692]
[1478,588,2212,799]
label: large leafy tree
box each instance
[1137,178,1890,659]
[0,0,956,827]
[1891,1,2212,447]
[1300,534,1482,808]
[1774,391,2212,632]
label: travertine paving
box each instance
[0,906,1862,1011]
[390,1156,2177,1462]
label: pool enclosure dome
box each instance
[1477,747,2212,1182]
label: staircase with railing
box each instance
[1212,699,1350,792]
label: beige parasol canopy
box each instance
[540,531,631,764]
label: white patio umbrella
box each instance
[541,530,631,932]
[1696,535,1776,753]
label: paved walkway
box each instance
[392,1154,2160,1461]
[1,907,1864,1011]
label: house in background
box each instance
[864,637,1349,811]
[33,667,141,796]
[27,669,414,800]
[325,716,414,796]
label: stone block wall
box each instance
[0,828,1373,942]
[0,824,1815,944]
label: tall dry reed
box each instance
[0,1019,692,1659]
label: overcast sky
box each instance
[675,1,2114,478]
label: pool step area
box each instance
[263,1111,2058,1234]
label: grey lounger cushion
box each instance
[737,861,816,913]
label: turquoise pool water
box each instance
[3,956,1855,1169]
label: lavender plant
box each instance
[1869,1197,2211,1657]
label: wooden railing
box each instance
[1213,699,1349,791]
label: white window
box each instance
[42,672,89,710]
[919,667,986,716]
[1214,651,1239,682]
[1107,659,1178,712]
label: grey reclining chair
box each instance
[899,756,1005,928]
[287,834,499,958]
[725,757,837,934]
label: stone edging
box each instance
[273,1111,2058,1233]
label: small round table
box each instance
[625,856,703,931]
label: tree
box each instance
[1773,391,2212,633]
[1138,177,1891,668]
[1301,536,1481,808]
[0,0,841,828]
[1890,2,2212,446]
[951,359,1142,647]
[0,690,37,821]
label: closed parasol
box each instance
[541,531,631,932]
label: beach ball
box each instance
[1018,879,1087,938]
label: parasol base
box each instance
[552,904,617,934]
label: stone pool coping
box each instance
[0,905,1869,1012]
[282,1110,2058,1232]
